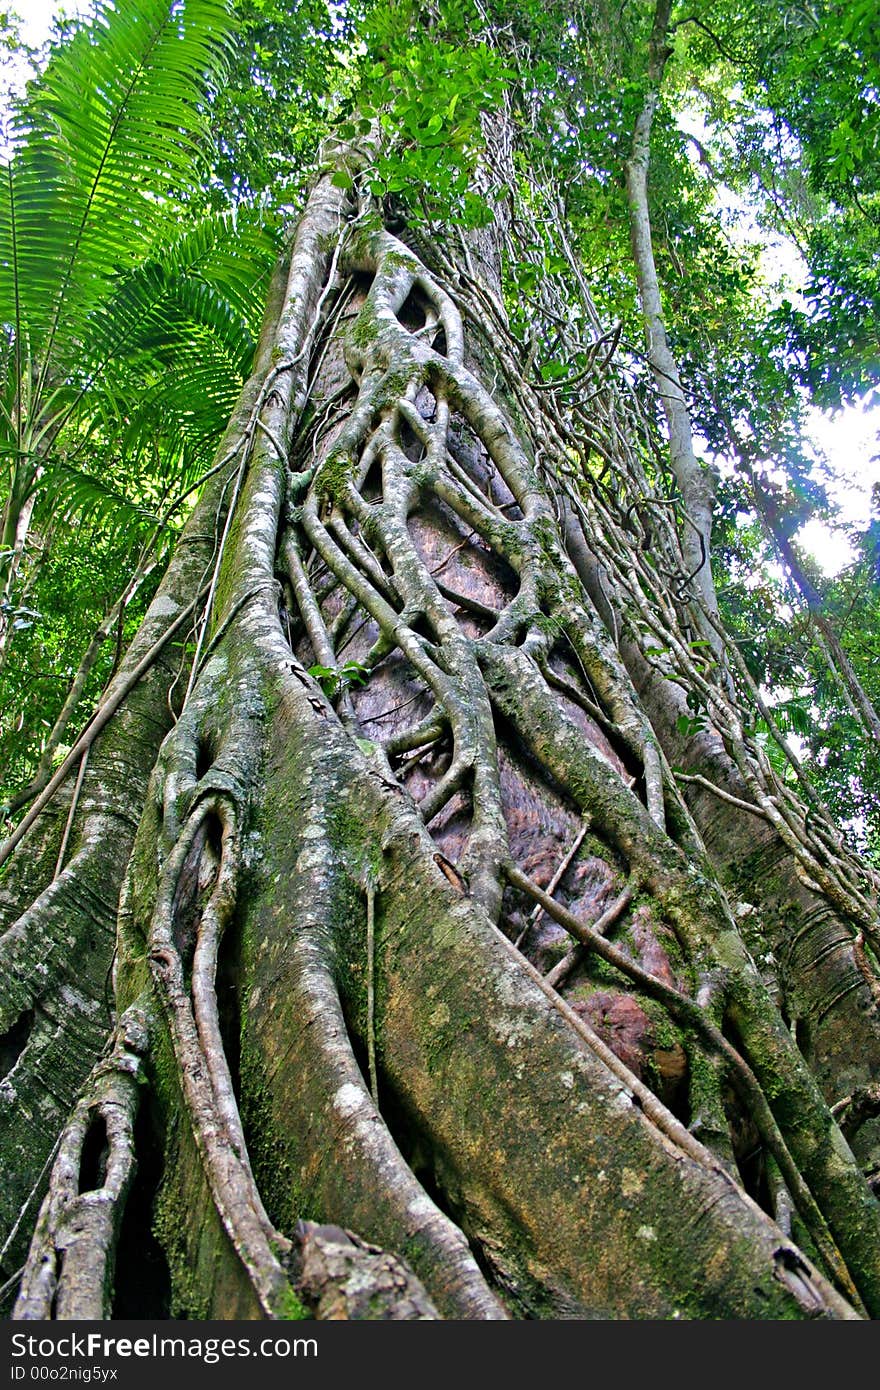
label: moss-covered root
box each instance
[114,757,447,1321]
[242,870,508,1320]
[479,639,880,1315]
[12,1006,147,1320]
[242,667,855,1320]
[147,1050,445,1321]
[146,804,295,1320]
[375,819,857,1318]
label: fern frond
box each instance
[0,0,236,397]
[80,207,276,384]
[34,458,164,547]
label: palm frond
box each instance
[33,457,164,548]
[80,207,276,384]
[0,0,236,398]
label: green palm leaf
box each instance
[0,0,236,415]
[0,0,278,617]
[43,459,165,547]
[27,207,277,536]
[49,207,276,444]
[82,208,275,379]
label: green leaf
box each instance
[339,659,370,687]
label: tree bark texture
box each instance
[2,158,879,1321]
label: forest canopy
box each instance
[0,0,879,1323]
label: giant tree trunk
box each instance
[2,157,879,1321]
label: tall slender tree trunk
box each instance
[624,0,723,664]
[2,152,879,1320]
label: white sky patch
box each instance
[10,0,93,45]
[678,107,880,577]
[2,0,93,110]
[795,397,878,574]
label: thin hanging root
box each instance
[0,588,208,872]
[385,709,446,757]
[489,920,731,1175]
[13,1004,149,1321]
[0,1266,24,1311]
[506,862,867,1314]
[852,932,880,1009]
[397,740,445,778]
[148,784,445,1320]
[52,748,89,880]
[831,1084,880,1140]
[189,800,266,1192]
[543,883,633,987]
[365,876,379,1106]
[674,770,774,820]
[516,821,589,947]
